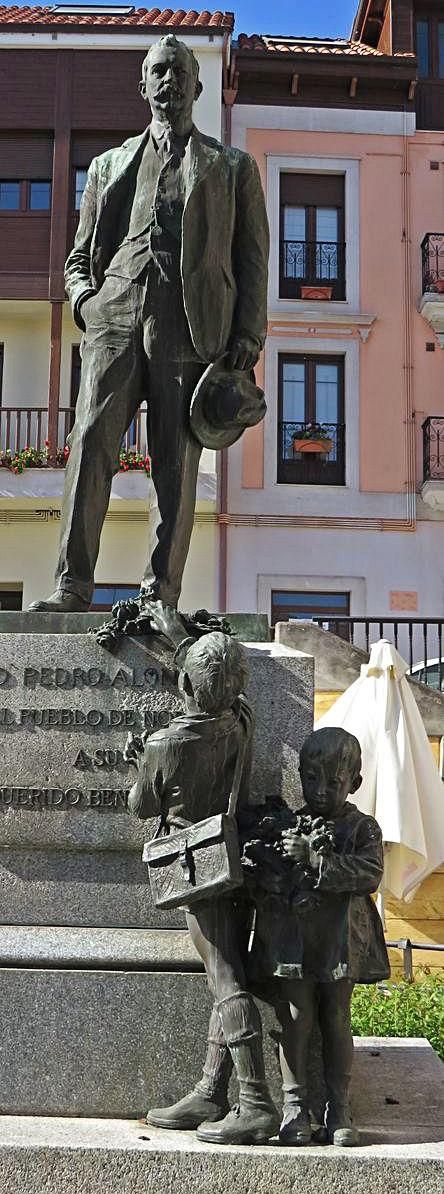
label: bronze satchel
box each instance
[142,730,246,911]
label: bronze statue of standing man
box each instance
[31,35,269,622]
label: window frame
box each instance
[74,167,88,212]
[90,583,141,612]
[28,179,52,212]
[0,179,52,215]
[258,574,366,628]
[0,586,23,612]
[279,172,345,300]
[277,351,345,486]
[267,155,360,314]
[70,345,81,411]
[0,180,24,213]
[416,10,444,79]
[271,588,350,632]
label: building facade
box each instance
[1,2,444,663]
[0,5,230,610]
[222,5,444,664]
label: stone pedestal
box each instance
[0,613,314,1116]
[0,1041,441,1194]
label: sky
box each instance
[230,1,358,39]
[0,1,360,41]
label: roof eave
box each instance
[0,26,230,36]
[235,48,417,80]
[351,0,368,42]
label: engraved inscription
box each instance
[22,665,161,690]
[0,708,139,729]
[0,788,130,810]
[74,748,128,770]
[0,633,182,812]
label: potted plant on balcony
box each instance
[292,423,334,456]
[300,285,333,300]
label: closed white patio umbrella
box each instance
[315,639,444,902]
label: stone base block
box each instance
[0,938,442,1132]
[0,1099,442,1194]
[0,968,213,1118]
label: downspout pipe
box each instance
[218,32,238,610]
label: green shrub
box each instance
[351,971,444,1061]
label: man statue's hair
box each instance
[182,632,247,715]
[139,34,201,100]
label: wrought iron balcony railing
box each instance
[0,406,74,460]
[280,239,346,299]
[421,233,444,292]
[423,415,444,481]
[278,421,345,485]
[0,403,148,461]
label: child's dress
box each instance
[241,800,390,986]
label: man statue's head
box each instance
[140,35,202,129]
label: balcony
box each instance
[279,239,346,301]
[421,416,444,511]
[278,421,345,485]
[419,234,444,345]
[0,404,149,469]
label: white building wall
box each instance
[0,303,50,410]
[0,505,217,611]
[225,519,444,659]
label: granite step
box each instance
[0,1105,442,1194]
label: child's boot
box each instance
[147,1005,232,1129]
[325,1097,359,1147]
[197,992,279,1145]
[279,1083,311,1145]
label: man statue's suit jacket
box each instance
[65,126,270,364]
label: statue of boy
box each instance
[30,34,268,625]
[168,726,390,1146]
[242,726,390,1146]
[126,631,279,1146]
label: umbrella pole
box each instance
[376,846,386,928]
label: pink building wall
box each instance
[240,125,444,497]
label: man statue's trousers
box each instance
[56,271,204,607]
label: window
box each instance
[91,584,140,612]
[271,590,350,637]
[439,22,444,77]
[0,587,23,611]
[70,345,81,408]
[417,19,430,76]
[0,180,52,212]
[278,354,345,485]
[0,181,20,210]
[63,345,82,437]
[29,181,51,210]
[75,169,88,211]
[416,13,444,78]
[0,344,3,404]
[280,173,345,300]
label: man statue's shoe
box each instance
[196,1101,279,1146]
[146,1087,229,1130]
[28,590,91,613]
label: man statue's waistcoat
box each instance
[65,126,269,364]
[106,135,184,281]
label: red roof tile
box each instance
[236,33,413,59]
[0,6,233,31]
